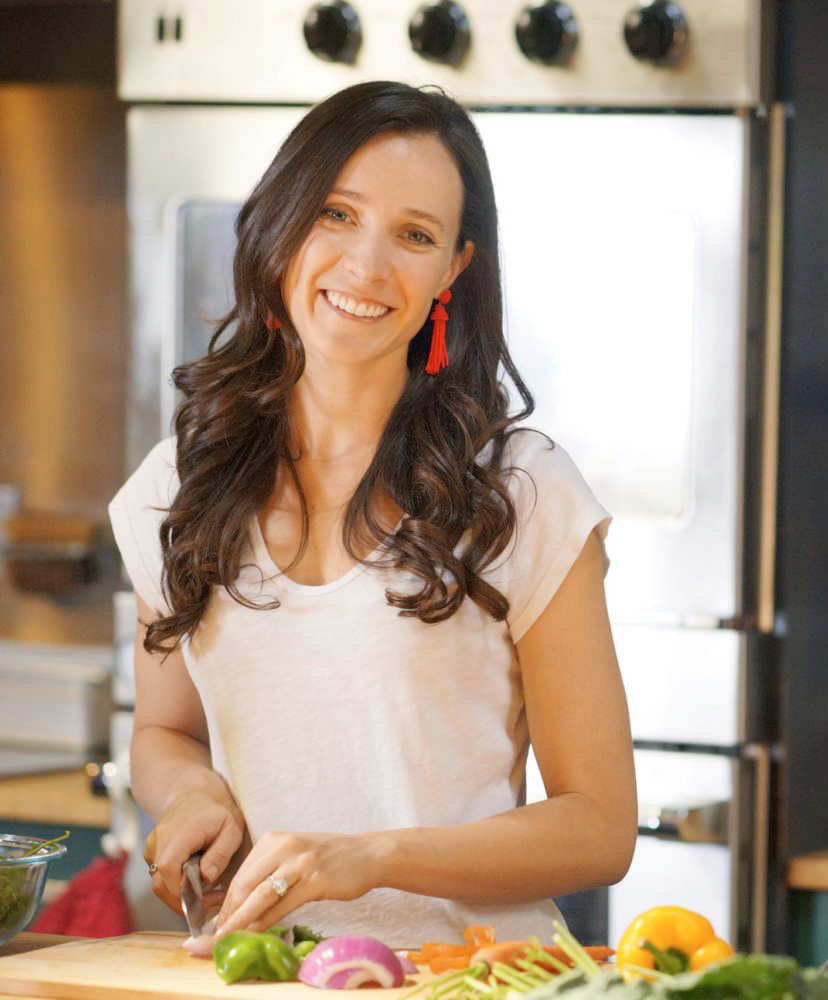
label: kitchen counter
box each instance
[0,935,79,1000]
[789,849,828,891]
[0,931,430,999]
[0,770,109,829]
[0,933,77,958]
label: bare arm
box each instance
[214,529,637,933]
[132,594,246,910]
[380,528,637,900]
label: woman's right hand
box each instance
[143,772,247,913]
[130,594,248,914]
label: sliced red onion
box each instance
[298,936,405,989]
[394,952,419,975]
[181,915,220,958]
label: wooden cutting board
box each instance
[0,932,429,1000]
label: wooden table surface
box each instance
[0,935,79,959]
[0,932,428,1000]
[0,935,81,1000]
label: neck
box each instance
[289,350,409,461]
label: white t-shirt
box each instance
[109,429,610,947]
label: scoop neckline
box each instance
[249,515,395,596]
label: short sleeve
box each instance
[489,430,611,643]
[108,437,179,616]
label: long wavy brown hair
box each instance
[145,80,536,655]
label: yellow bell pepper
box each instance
[616,906,734,980]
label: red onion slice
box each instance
[298,936,405,989]
[395,953,419,975]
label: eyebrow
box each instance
[329,187,446,232]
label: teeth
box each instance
[325,290,389,318]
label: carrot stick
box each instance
[464,925,496,948]
[470,941,536,969]
[471,941,615,972]
[426,945,476,958]
[429,955,477,973]
[407,925,613,977]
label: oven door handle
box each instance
[638,800,729,845]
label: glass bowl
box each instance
[0,834,68,947]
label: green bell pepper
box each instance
[293,939,318,960]
[213,929,300,984]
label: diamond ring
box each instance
[266,873,289,898]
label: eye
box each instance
[405,228,435,246]
[320,205,351,223]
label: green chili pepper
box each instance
[213,929,300,984]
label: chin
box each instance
[305,335,406,371]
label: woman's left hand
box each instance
[211,830,387,938]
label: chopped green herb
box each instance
[0,832,69,931]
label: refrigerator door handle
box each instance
[743,743,771,952]
[757,102,786,634]
[638,800,729,845]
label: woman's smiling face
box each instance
[282,131,474,369]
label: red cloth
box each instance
[31,851,134,937]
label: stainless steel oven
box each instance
[115,0,781,947]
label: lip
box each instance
[321,289,393,320]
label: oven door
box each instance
[474,112,748,626]
[126,106,306,470]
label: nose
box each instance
[342,227,392,285]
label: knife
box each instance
[180,852,207,938]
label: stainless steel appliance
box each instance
[116,0,783,946]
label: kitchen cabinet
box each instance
[0,772,109,830]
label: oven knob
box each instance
[409,1,471,66]
[515,2,578,66]
[623,0,688,65]
[303,1,362,64]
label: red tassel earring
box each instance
[266,312,280,332]
[425,289,452,375]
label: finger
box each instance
[154,828,215,905]
[150,871,184,915]
[248,896,302,933]
[145,826,188,907]
[211,834,250,892]
[155,846,200,909]
[200,819,243,887]
[201,888,226,911]
[243,870,312,933]
[155,859,188,909]
[143,828,157,866]
[215,837,290,925]
[216,876,294,937]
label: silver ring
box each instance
[148,863,158,876]
[266,873,289,898]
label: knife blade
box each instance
[180,852,207,938]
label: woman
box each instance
[109,80,636,947]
